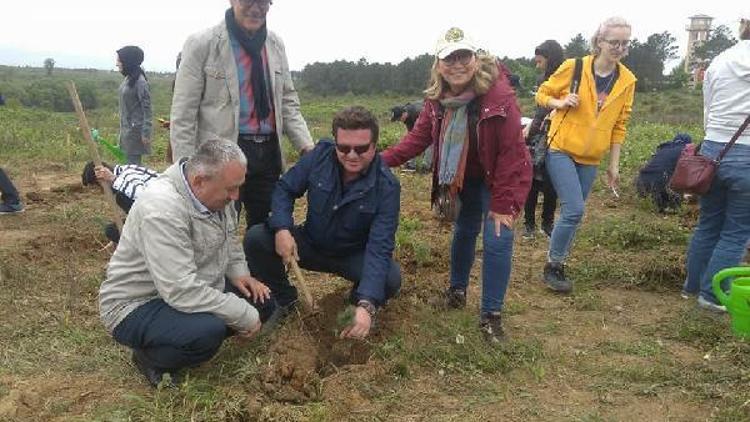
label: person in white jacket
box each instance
[683,19,750,312]
[99,139,275,387]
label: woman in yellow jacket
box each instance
[535,16,636,293]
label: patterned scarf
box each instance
[438,90,476,193]
[225,8,270,120]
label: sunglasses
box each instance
[441,50,475,66]
[335,142,372,155]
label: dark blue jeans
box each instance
[449,178,515,313]
[684,141,750,304]
[0,167,20,204]
[244,223,401,308]
[112,281,276,371]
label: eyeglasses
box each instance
[335,142,372,155]
[603,39,630,49]
[441,50,475,66]
[237,0,272,9]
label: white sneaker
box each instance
[697,295,726,313]
[680,290,696,300]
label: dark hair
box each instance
[331,106,379,144]
[741,19,750,41]
[534,39,565,81]
[81,161,112,186]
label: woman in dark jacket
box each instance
[522,40,564,239]
[116,46,152,165]
[381,27,531,344]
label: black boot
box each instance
[444,287,466,309]
[479,312,506,344]
[543,262,572,293]
[132,351,180,388]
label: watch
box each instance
[356,299,377,317]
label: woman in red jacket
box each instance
[381,27,531,344]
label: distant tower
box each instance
[685,14,713,72]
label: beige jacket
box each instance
[99,161,259,334]
[170,22,313,167]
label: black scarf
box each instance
[225,8,270,120]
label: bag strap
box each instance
[545,58,584,148]
[716,114,750,163]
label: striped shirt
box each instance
[112,164,160,201]
[228,33,276,135]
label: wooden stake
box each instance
[66,81,124,232]
[289,260,316,312]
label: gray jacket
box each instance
[118,75,153,155]
[170,22,313,167]
[99,161,259,334]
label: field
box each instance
[1,67,750,421]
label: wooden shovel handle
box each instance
[289,259,315,312]
[66,81,124,233]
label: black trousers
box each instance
[237,136,282,228]
[243,223,402,308]
[523,175,557,229]
[0,167,20,204]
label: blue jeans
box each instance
[112,281,276,371]
[545,150,598,263]
[449,178,514,313]
[684,140,750,304]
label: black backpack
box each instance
[529,58,583,178]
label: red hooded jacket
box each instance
[381,66,532,216]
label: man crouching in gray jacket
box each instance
[99,139,275,387]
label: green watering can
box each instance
[713,267,750,339]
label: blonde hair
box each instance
[590,16,632,55]
[424,52,499,100]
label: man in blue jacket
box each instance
[244,106,401,339]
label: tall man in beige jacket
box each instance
[170,0,313,228]
[99,139,276,388]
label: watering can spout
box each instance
[712,267,750,339]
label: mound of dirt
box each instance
[0,388,42,420]
[260,292,376,403]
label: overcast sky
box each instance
[0,1,747,72]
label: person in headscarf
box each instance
[116,45,152,165]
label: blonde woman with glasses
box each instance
[535,16,636,294]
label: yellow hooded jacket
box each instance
[536,55,636,165]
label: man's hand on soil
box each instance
[339,306,371,340]
[237,321,261,340]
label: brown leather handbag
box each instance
[669,114,750,195]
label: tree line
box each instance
[296,26,739,96]
[1,25,738,112]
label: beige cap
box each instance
[435,27,478,59]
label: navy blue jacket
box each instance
[268,140,401,304]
